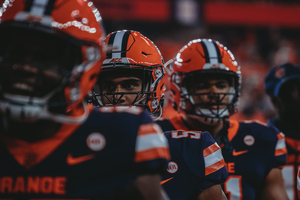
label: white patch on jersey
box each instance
[86,132,106,151]
[167,161,178,174]
[244,135,255,146]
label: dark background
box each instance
[94,0,300,122]
[4,0,300,122]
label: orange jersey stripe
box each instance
[277,132,285,140]
[275,147,287,156]
[205,159,226,176]
[203,143,220,157]
[135,147,170,162]
[137,123,162,136]
[275,133,287,156]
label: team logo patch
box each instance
[244,135,255,146]
[167,161,178,174]
[86,133,106,151]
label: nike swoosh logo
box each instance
[66,153,95,165]
[232,149,248,156]
[160,177,173,185]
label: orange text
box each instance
[225,162,235,173]
[0,176,66,194]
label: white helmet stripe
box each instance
[111,31,125,58]
[31,0,50,16]
[202,39,219,64]
[15,0,53,26]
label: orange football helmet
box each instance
[166,39,241,123]
[92,30,165,116]
[0,0,106,123]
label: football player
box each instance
[265,62,300,200]
[0,1,170,199]
[158,38,289,200]
[92,30,228,200]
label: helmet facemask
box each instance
[177,70,239,124]
[0,26,100,124]
[92,65,164,115]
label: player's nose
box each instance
[115,85,127,104]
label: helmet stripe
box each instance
[44,0,56,16]
[111,30,125,58]
[24,0,34,12]
[26,0,51,16]
[106,31,117,59]
[212,41,222,63]
[199,41,210,63]
[106,30,131,59]
[202,39,219,64]
[121,30,131,58]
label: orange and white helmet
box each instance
[92,30,165,116]
[0,0,106,123]
[166,39,241,123]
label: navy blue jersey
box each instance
[0,106,170,200]
[157,116,287,200]
[161,130,228,200]
[222,120,287,200]
[268,118,300,200]
[157,117,228,200]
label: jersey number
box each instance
[171,131,200,139]
[224,175,242,200]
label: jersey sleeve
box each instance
[250,121,287,169]
[200,131,228,190]
[268,124,287,168]
[134,111,170,174]
[182,131,228,192]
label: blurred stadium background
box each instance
[93,0,300,122]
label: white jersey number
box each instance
[224,175,242,200]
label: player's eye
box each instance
[121,80,140,91]
[194,82,209,91]
[216,81,229,89]
[101,83,116,92]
